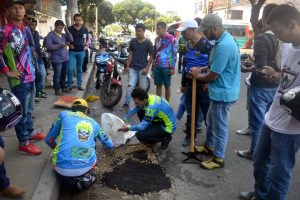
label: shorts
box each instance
[153,67,172,88]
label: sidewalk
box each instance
[0,64,95,200]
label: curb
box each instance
[31,64,95,200]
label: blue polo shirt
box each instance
[208,31,240,102]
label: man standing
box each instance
[190,14,240,169]
[237,4,279,160]
[240,5,300,200]
[120,23,154,111]
[177,20,212,146]
[118,88,176,150]
[30,19,47,99]
[0,0,45,155]
[153,22,177,102]
[67,13,89,91]
[45,99,114,193]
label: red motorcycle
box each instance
[94,50,123,107]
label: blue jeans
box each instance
[249,87,277,152]
[11,82,35,145]
[67,51,85,88]
[253,124,300,200]
[206,100,235,159]
[52,61,68,91]
[185,83,210,138]
[124,68,148,105]
[0,135,9,190]
[35,58,46,92]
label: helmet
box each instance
[0,88,23,132]
[280,86,300,121]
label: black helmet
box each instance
[280,86,300,121]
[0,88,23,132]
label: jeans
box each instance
[206,100,235,159]
[136,110,171,144]
[124,68,148,105]
[52,61,68,91]
[67,51,85,88]
[0,135,9,190]
[11,82,35,145]
[185,83,210,138]
[35,58,46,92]
[253,124,300,200]
[249,87,277,152]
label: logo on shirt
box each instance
[76,121,93,142]
[10,30,26,56]
[279,65,299,94]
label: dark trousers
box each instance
[185,83,210,138]
[178,52,183,72]
[0,135,10,190]
[52,61,68,91]
[136,110,171,144]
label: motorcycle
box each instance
[112,43,151,92]
[94,49,124,107]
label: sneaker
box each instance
[19,143,42,155]
[161,135,172,150]
[182,137,191,147]
[29,132,46,142]
[239,191,257,200]
[55,89,62,96]
[35,92,47,99]
[237,150,253,160]
[40,90,48,95]
[120,104,129,111]
[0,185,26,198]
[195,145,214,156]
[200,157,225,170]
[62,88,71,93]
[236,127,252,135]
[78,86,85,91]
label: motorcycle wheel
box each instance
[100,84,123,107]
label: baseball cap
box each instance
[72,98,90,114]
[197,14,222,32]
[176,20,198,32]
[7,0,25,8]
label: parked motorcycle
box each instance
[94,50,123,107]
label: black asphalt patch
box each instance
[102,152,171,195]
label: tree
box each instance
[113,0,156,32]
[250,0,266,36]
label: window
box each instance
[227,10,243,20]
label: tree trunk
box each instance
[66,0,78,27]
[250,0,266,36]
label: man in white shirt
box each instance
[240,4,300,200]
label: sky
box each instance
[108,0,195,20]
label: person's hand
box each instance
[7,70,21,79]
[60,43,66,48]
[69,44,75,49]
[143,67,149,75]
[261,66,281,83]
[124,66,130,73]
[180,86,186,93]
[169,68,175,75]
[188,67,201,78]
[118,125,130,132]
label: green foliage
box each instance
[112,0,156,32]
[77,0,114,31]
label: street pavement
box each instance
[0,64,94,200]
[64,69,300,200]
[1,63,299,200]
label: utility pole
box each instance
[95,5,98,35]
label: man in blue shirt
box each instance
[45,99,114,192]
[190,14,241,170]
[118,88,176,150]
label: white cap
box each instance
[176,20,198,32]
